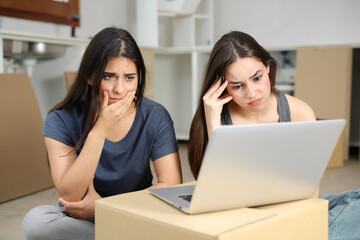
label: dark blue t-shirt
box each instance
[43,97,179,198]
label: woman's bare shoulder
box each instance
[285,94,316,121]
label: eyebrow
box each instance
[104,72,137,76]
[125,73,137,76]
[228,69,263,85]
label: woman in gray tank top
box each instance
[188,31,315,179]
[188,31,360,240]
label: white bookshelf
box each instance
[157,0,213,140]
[137,0,214,140]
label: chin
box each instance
[244,103,266,112]
[251,107,266,113]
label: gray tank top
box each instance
[221,92,291,125]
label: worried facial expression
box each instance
[225,57,271,112]
[99,57,138,105]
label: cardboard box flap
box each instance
[96,189,276,236]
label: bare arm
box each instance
[313,186,320,198]
[149,152,182,188]
[58,151,182,219]
[47,91,135,202]
[58,178,101,219]
[286,94,316,122]
[45,130,106,202]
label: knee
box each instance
[22,205,61,240]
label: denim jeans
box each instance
[320,188,360,240]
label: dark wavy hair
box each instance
[50,27,146,150]
[188,31,278,179]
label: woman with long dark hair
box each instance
[23,27,182,240]
[188,31,315,179]
[188,30,360,240]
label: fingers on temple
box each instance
[204,78,225,100]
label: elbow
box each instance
[160,175,183,186]
[166,169,183,185]
[169,176,183,185]
[154,176,182,189]
[56,186,85,202]
[58,193,83,202]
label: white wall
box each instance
[213,0,360,47]
[2,0,360,50]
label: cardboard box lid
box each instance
[96,183,328,239]
[96,188,281,236]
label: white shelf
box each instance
[154,0,213,140]
[276,84,295,92]
[264,41,360,51]
[0,30,90,46]
[176,134,190,141]
[158,12,178,17]
[194,14,210,19]
[137,0,213,140]
[155,46,212,54]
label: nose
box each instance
[113,79,125,94]
[246,83,256,98]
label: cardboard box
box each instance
[294,46,353,165]
[95,185,328,240]
[141,48,155,100]
[64,71,77,91]
[327,131,345,168]
[0,74,53,203]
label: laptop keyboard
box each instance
[179,194,192,202]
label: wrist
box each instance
[206,119,221,138]
[88,126,107,139]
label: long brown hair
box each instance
[50,27,146,151]
[188,31,278,179]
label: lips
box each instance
[248,98,262,106]
[109,97,123,104]
[110,97,122,101]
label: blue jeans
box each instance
[320,188,360,240]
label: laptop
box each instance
[149,119,346,214]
